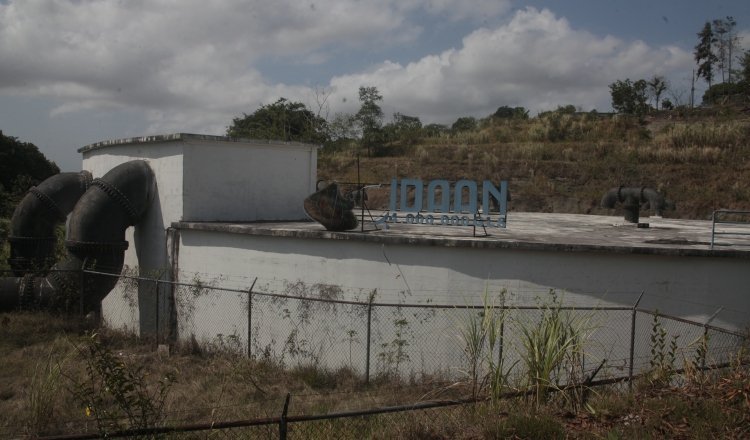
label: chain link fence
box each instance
[91,268,747,386]
[2,268,746,439]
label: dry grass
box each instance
[318,111,750,219]
[1,312,748,438]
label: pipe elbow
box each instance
[7,171,92,274]
[67,160,155,247]
[600,188,620,208]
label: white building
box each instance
[79,133,749,377]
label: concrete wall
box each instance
[175,230,748,322]
[183,139,316,222]
[79,134,319,334]
[171,228,747,377]
[80,142,184,333]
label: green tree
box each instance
[226,98,327,143]
[383,113,422,145]
[711,16,738,83]
[355,86,384,155]
[0,131,60,217]
[740,51,750,84]
[694,22,718,87]
[609,79,649,116]
[492,106,529,119]
[451,116,477,133]
[648,76,668,110]
[423,123,449,138]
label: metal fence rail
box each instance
[2,268,747,439]
[711,209,750,249]
[87,268,746,386]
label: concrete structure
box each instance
[79,133,318,333]
[78,134,749,364]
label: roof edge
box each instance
[78,133,321,153]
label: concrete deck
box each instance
[175,212,750,259]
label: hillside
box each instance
[318,108,750,220]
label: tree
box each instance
[355,86,384,155]
[492,106,529,119]
[423,123,449,138]
[737,50,750,84]
[383,113,422,145]
[711,16,739,83]
[609,79,649,116]
[226,98,327,143]
[648,76,668,110]
[451,116,477,132]
[0,131,60,217]
[694,22,718,87]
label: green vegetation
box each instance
[0,131,59,219]
[0,310,747,438]
[226,97,328,143]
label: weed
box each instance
[67,333,175,437]
[25,346,71,436]
[516,292,591,409]
[486,411,565,439]
[377,316,411,378]
[456,288,515,401]
[648,312,678,386]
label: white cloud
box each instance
[326,8,694,122]
[0,1,694,136]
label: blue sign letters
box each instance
[377,179,508,228]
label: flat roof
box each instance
[78,133,321,154]
[175,212,750,259]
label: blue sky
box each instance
[1,0,748,171]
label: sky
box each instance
[1,0,748,171]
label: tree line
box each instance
[0,130,60,218]
[610,16,749,116]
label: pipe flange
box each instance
[18,274,40,308]
[29,187,66,222]
[92,178,139,224]
[65,240,129,253]
[79,170,93,192]
[7,235,56,244]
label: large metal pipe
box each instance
[0,161,155,313]
[601,186,670,223]
[7,171,92,275]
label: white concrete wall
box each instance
[183,139,317,221]
[79,134,319,335]
[81,142,185,333]
[176,230,748,321]
[172,229,748,377]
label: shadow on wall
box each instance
[178,230,748,329]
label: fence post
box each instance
[365,292,374,384]
[247,278,257,359]
[79,266,85,317]
[628,291,645,391]
[701,307,723,370]
[155,276,160,344]
[498,299,506,371]
[279,393,291,440]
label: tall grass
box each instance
[456,289,513,400]
[654,121,749,150]
[25,346,71,436]
[516,293,591,409]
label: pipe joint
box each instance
[29,187,67,222]
[92,178,140,224]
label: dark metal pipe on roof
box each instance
[0,161,155,313]
[601,186,672,223]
